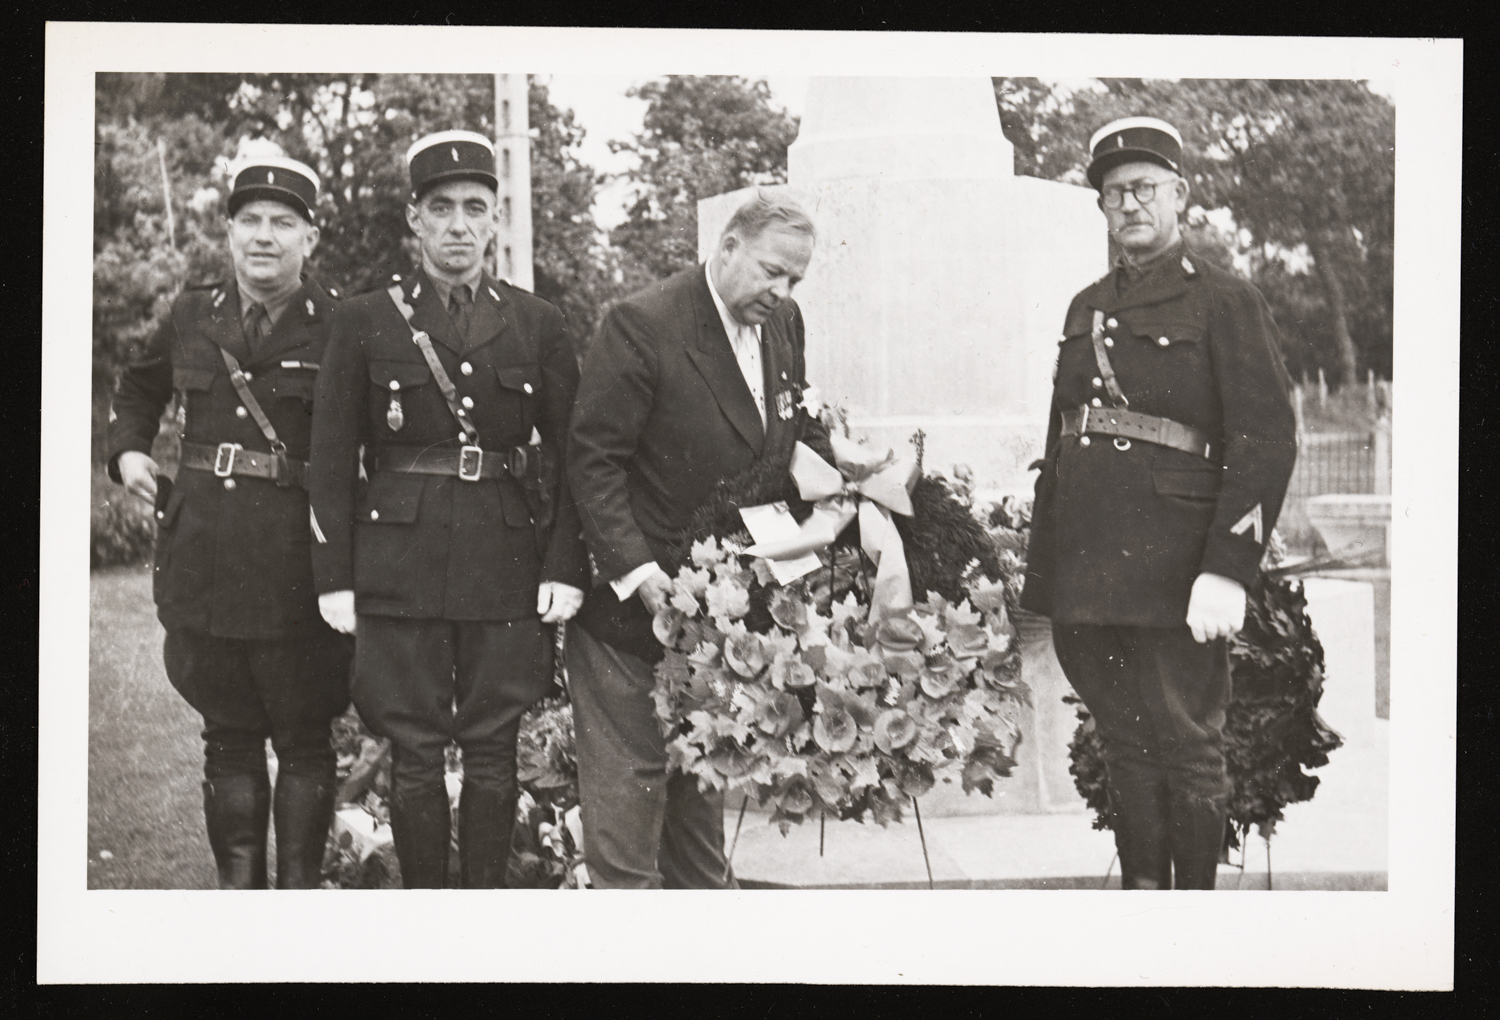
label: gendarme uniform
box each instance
[107,157,352,890]
[308,131,588,888]
[1020,118,1298,889]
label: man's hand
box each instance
[537,582,585,624]
[319,589,357,635]
[637,570,674,618]
[117,451,159,504]
[1185,572,1246,644]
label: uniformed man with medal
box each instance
[108,157,353,889]
[1021,117,1299,890]
[308,131,587,888]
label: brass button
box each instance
[235,406,248,418]
[1106,317,1118,329]
[456,408,467,417]
[1079,436,1091,447]
[1103,337,1114,348]
[156,510,164,520]
[1158,336,1170,347]
[461,362,473,376]
[369,509,380,521]
[389,379,400,391]
[523,383,534,395]
[223,478,236,491]
[1091,397,1102,407]
[1092,377,1103,388]
[461,396,474,409]
[242,372,252,381]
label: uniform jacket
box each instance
[1020,246,1297,627]
[568,262,827,662]
[107,276,342,640]
[308,268,587,621]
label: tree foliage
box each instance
[608,76,799,286]
[995,77,1394,386]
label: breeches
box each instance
[1051,623,1232,807]
[352,615,553,796]
[162,628,353,782]
[566,624,734,890]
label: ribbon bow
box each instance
[745,434,919,624]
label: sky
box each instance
[539,74,808,230]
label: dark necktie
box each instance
[242,301,273,359]
[447,284,473,341]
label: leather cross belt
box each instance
[180,442,309,487]
[371,443,532,483]
[1060,405,1219,463]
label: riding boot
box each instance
[1105,761,1172,890]
[389,785,452,889]
[273,773,337,889]
[202,775,270,889]
[1168,796,1228,890]
[457,781,519,889]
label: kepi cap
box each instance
[228,156,319,221]
[406,130,498,200]
[1085,117,1183,191]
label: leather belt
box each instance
[371,443,532,483]
[180,442,309,487]
[1060,405,1218,463]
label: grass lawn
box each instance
[89,564,217,889]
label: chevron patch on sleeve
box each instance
[1230,503,1264,544]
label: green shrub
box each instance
[91,465,156,569]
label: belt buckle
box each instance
[213,443,239,477]
[458,445,483,482]
[508,446,528,479]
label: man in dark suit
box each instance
[108,157,352,889]
[308,131,587,888]
[1021,117,1298,889]
[567,191,825,888]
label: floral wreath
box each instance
[649,404,1031,832]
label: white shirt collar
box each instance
[704,259,759,345]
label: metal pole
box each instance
[156,138,176,250]
[1100,851,1117,890]
[722,794,749,882]
[819,811,825,857]
[911,797,934,890]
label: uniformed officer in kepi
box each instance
[308,130,588,888]
[1021,117,1299,890]
[108,157,353,889]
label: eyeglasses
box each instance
[1100,178,1175,210]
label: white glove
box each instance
[536,582,585,624]
[1184,572,1246,644]
[117,451,159,504]
[319,589,357,635]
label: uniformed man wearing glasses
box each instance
[1021,117,1299,889]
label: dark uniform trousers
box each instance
[108,276,353,889]
[1021,245,1298,891]
[1052,624,1231,890]
[309,270,587,888]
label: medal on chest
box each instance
[386,379,405,432]
[775,388,796,421]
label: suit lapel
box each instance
[760,312,797,454]
[202,280,252,363]
[251,280,322,364]
[407,271,469,356]
[465,273,511,357]
[685,266,765,455]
